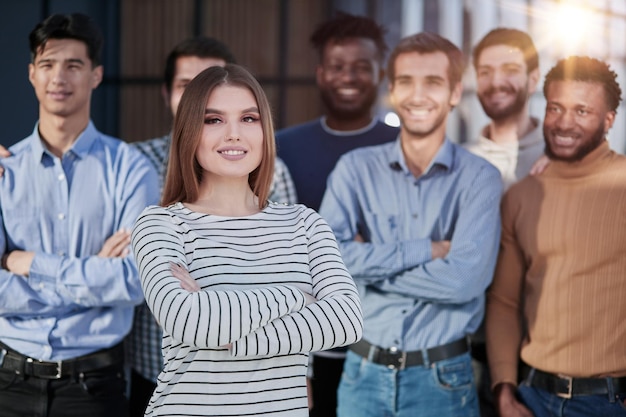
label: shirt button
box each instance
[39,283,45,290]
[58,213,65,220]
[412,214,418,219]
[58,173,65,181]
[57,251,65,256]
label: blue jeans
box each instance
[337,350,479,417]
[518,384,626,417]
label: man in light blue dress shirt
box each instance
[320,32,502,417]
[0,13,158,417]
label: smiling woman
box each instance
[162,64,277,211]
[130,64,363,417]
[193,84,264,196]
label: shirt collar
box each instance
[548,140,613,179]
[518,118,543,149]
[389,137,455,177]
[480,117,543,150]
[30,121,98,164]
[320,116,379,136]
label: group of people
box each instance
[0,9,624,417]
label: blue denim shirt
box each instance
[320,138,502,351]
[0,122,159,360]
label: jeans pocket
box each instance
[79,365,126,397]
[432,353,474,391]
[0,370,19,391]
[340,351,366,386]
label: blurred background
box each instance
[2,0,625,152]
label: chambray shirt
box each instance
[0,122,159,361]
[319,138,502,351]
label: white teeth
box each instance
[337,88,358,96]
[554,136,575,145]
[409,109,429,117]
[221,150,245,155]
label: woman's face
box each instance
[195,84,264,182]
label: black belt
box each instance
[526,368,626,399]
[350,337,469,370]
[0,342,124,379]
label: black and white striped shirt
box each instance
[128,135,299,383]
[131,202,362,416]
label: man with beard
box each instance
[466,28,544,189]
[275,12,397,417]
[465,28,544,417]
[486,56,626,417]
[320,32,502,417]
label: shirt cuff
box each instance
[401,238,432,269]
[29,252,62,287]
[489,361,519,390]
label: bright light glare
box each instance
[554,3,589,52]
[384,112,400,127]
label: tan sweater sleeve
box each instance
[486,189,526,387]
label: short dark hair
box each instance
[387,32,465,87]
[472,28,538,73]
[29,13,103,67]
[310,11,388,61]
[163,36,236,93]
[543,56,622,112]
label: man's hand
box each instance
[170,262,200,292]
[0,144,11,177]
[307,378,313,410]
[97,229,131,258]
[2,250,35,277]
[431,240,451,259]
[529,155,550,176]
[494,383,534,417]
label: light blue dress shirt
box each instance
[0,122,159,360]
[319,138,502,351]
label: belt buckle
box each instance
[28,357,63,379]
[557,375,573,399]
[386,346,407,371]
[52,360,62,379]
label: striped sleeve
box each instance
[232,209,363,357]
[131,206,307,349]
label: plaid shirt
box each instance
[127,134,298,382]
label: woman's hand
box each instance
[170,262,201,292]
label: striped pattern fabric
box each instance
[487,141,626,385]
[128,135,299,383]
[131,202,362,416]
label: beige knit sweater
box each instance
[487,141,626,386]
